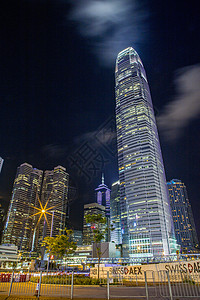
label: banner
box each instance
[90,259,200,282]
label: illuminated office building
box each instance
[110,180,122,244]
[167,179,199,253]
[95,174,111,218]
[83,203,106,245]
[115,47,177,257]
[2,164,69,252]
[0,204,6,241]
[2,163,43,251]
[71,230,83,246]
[40,166,69,240]
[0,157,4,173]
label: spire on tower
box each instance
[102,173,104,185]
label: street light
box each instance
[29,193,57,252]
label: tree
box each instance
[41,229,77,268]
[85,214,114,279]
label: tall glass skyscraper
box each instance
[115,47,177,257]
[110,180,122,245]
[167,179,199,253]
[39,166,69,242]
[2,163,43,251]
[2,163,69,253]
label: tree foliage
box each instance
[85,214,107,243]
[41,229,77,259]
[85,214,114,279]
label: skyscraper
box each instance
[0,157,4,173]
[110,180,122,245]
[83,203,106,245]
[167,179,199,253]
[40,166,69,239]
[2,163,43,251]
[95,174,111,218]
[0,204,6,241]
[2,164,69,253]
[115,47,177,257]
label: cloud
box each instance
[74,129,116,147]
[42,144,69,159]
[68,0,147,65]
[158,64,200,140]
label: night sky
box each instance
[0,0,200,240]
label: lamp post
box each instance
[46,211,54,273]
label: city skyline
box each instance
[0,0,200,242]
[2,163,69,253]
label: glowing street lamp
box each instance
[30,193,57,251]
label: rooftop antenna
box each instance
[102,173,104,185]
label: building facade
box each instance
[2,163,69,253]
[115,47,177,257]
[40,166,69,240]
[95,174,111,218]
[110,180,122,245]
[2,163,43,251]
[167,179,199,253]
[0,244,18,264]
[83,203,106,245]
[0,205,6,241]
[71,230,83,246]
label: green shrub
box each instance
[30,275,100,285]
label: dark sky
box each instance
[0,0,200,240]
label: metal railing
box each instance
[100,268,200,299]
[0,270,73,298]
[158,269,200,298]
[0,269,200,299]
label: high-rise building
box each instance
[83,203,106,245]
[2,163,69,253]
[167,179,199,253]
[95,174,111,218]
[115,47,177,257]
[40,166,69,240]
[71,230,83,246]
[0,157,4,173]
[0,204,6,241]
[110,180,122,245]
[2,163,43,251]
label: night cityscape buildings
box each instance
[40,166,69,240]
[110,180,122,245]
[2,163,43,251]
[0,204,6,241]
[115,47,177,257]
[167,179,199,253]
[83,203,106,245]
[95,174,111,218]
[2,163,69,254]
[71,230,83,246]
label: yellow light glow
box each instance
[29,191,59,230]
